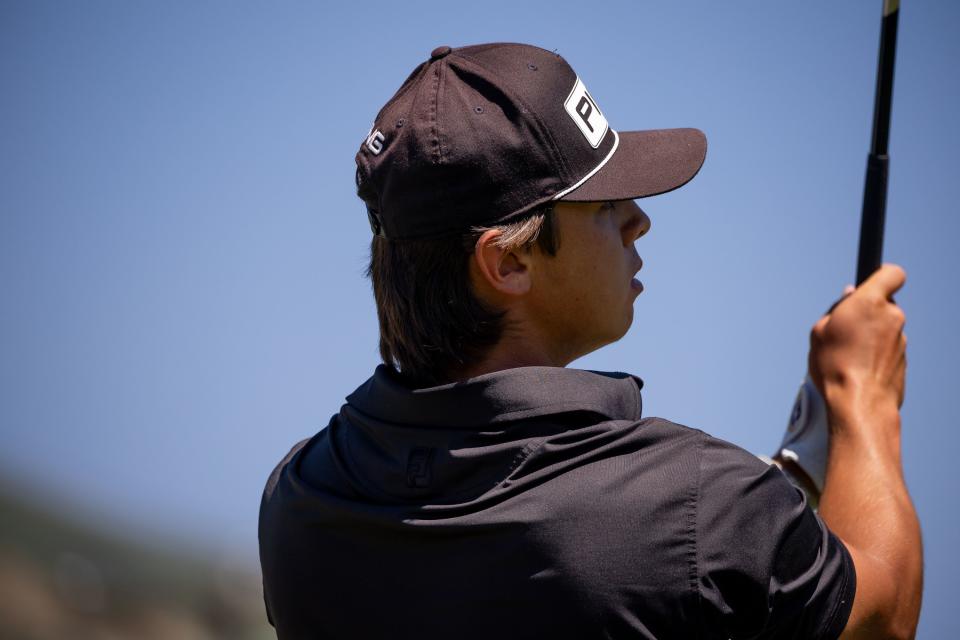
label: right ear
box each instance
[472,229,532,299]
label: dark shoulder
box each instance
[624,416,718,464]
[261,436,313,500]
[695,429,795,497]
[627,418,794,511]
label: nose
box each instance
[619,200,651,244]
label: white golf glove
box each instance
[778,375,829,494]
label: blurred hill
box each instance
[0,480,274,640]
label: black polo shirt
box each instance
[259,365,855,639]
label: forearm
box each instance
[818,395,922,638]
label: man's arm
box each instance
[809,264,922,639]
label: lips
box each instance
[630,258,643,293]
[630,258,643,292]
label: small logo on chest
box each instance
[406,447,435,488]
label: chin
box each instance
[620,306,635,336]
[603,314,634,347]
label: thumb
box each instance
[812,313,831,337]
[858,263,906,300]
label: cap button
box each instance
[430,45,452,60]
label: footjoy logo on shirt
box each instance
[563,76,608,148]
[406,447,435,488]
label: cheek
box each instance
[576,233,626,292]
[559,249,620,309]
[536,220,627,312]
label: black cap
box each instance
[356,43,707,240]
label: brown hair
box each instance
[366,205,560,387]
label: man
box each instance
[259,43,921,639]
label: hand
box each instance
[808,264,907,420]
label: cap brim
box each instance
[558,128,707,202]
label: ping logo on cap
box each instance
[365,127,385,155]
[563,77,608,148]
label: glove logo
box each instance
[789,393,804,432]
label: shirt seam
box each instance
[349,402,625,429]
[819,533,856,639]
[690,433,705,638]
[492,401,619,421]
[487,425,704,504]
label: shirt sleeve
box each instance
[259,437,313,633]
[695,435,856,640]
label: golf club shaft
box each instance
[856,0,899,285]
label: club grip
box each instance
[856,153,888,285]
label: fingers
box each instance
[810,264,909,411]
[824,284,856,314]
[897,333,908,406]
[812,314,830,337]
[814,263,907,342]
[858,263,906,300]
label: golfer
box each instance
[259,43,922,639]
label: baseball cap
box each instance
[356,42,707,240]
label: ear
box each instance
[472,229,532,298]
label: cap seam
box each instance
[428,63,441,164]
[453,50,572,189]
[372,61,428,128]
[435,61,447,164]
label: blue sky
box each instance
[2,1,958,636]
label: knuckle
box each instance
[810,318,827,339]
[867,293,886,309]
[881,263,906,281]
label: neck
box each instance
[448,316,581,382]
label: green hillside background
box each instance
[0,479,273,640]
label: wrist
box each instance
[821,378,901,431]
[826,398,902,466]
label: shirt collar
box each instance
[345,364,643,428]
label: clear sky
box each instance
[2,1,958,636]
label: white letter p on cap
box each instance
[563,77,608,148]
